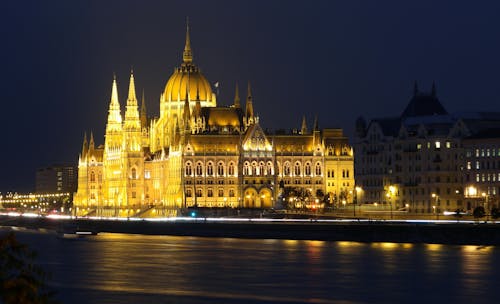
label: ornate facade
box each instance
[354,83,500,214]
[73,25,354,217]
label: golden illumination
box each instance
[72,25,354,218]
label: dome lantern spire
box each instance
[234,82,241,108]
[183,17,193,64]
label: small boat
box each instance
[56,223,98,239]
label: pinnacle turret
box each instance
[124,70,140,129]
[89,131,95,152]
[107,76,122,126]
[245,81,254,120]
[183,87,191,127]
[140,90,147,129]
[183,18,193,64]
[81,132,88,158]
[234,82,240,108]
[301,116,308,135]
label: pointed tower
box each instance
[123,70,142,152]
[245,81,255,128]
[301,116,308,135]
[183,87,191,131]
[121,70,145,209]
[89,131,95,155]
[233,82,241,108]
[140,90,147,129]
[81,132,88,159]
[431,81,437,97]
[183,18,193,64]
[105,76,123,134]
[103,76,125,209]
[193,87,202,118]
[312,115,321,148]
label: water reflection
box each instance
[7,230,500,304]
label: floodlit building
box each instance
[73,25,354,217]
[354,83,500,214]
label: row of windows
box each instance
[185,188,236,197]
[278,162,322,176]
[467,161,500,170]
[185,162,237,177]
[184,161,326,177]
[475,173,500,183]
[466,148,500,158]
[326,170,350,178]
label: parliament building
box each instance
[73,25,354,217]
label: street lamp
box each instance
[482,192,488,221]
[386,185,396,219]
[354,186,362,217]
[431,193,439,220]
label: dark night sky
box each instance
[2,0,500,192]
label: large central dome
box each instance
[163,24,215,105]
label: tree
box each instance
[473,206,485,219]
[0,232,58,304]
[491,207,500,220]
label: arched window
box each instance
[267,161,273,175]
[294,162,301,176]
[315,162,322,175]
[185,162,192,176]
[284,162,291,176]
[207,162,214,176]
[342,170,345,178]
[196,162,203,176]
[217,162,224,176]
[243,162,250,176]
[346,170,349,178]
[90,171,95,182]
[186,189,192,197]
[259,162,265,176]
[252,162,258,176]
[305,162,311,176]
[228,162,235,176]
[276,162,280,175]
[131,168,137,179]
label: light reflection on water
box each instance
[5,230,500,304]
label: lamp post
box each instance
[386,185,396,220]
[354,186,362,218]
[431,193,439,220]
[482,192,488,221]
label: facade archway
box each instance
[243,188,258,208]
[258,188,273,208]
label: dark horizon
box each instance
[2,0,500,192]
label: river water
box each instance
[3,228,499,303]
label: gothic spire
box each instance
[183,17,193,64]
[140,89,147,129]
[245,81,254,120]
[124,70,140,131]
[89,131,95,151]
[431,81,437,97]
[194,86,202,118]
[234,82,240,108]
[183,86,191,125]
[107,76,122,125]
[127,69,137,104]
[301,115,308,135]
[81,132,88,158]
